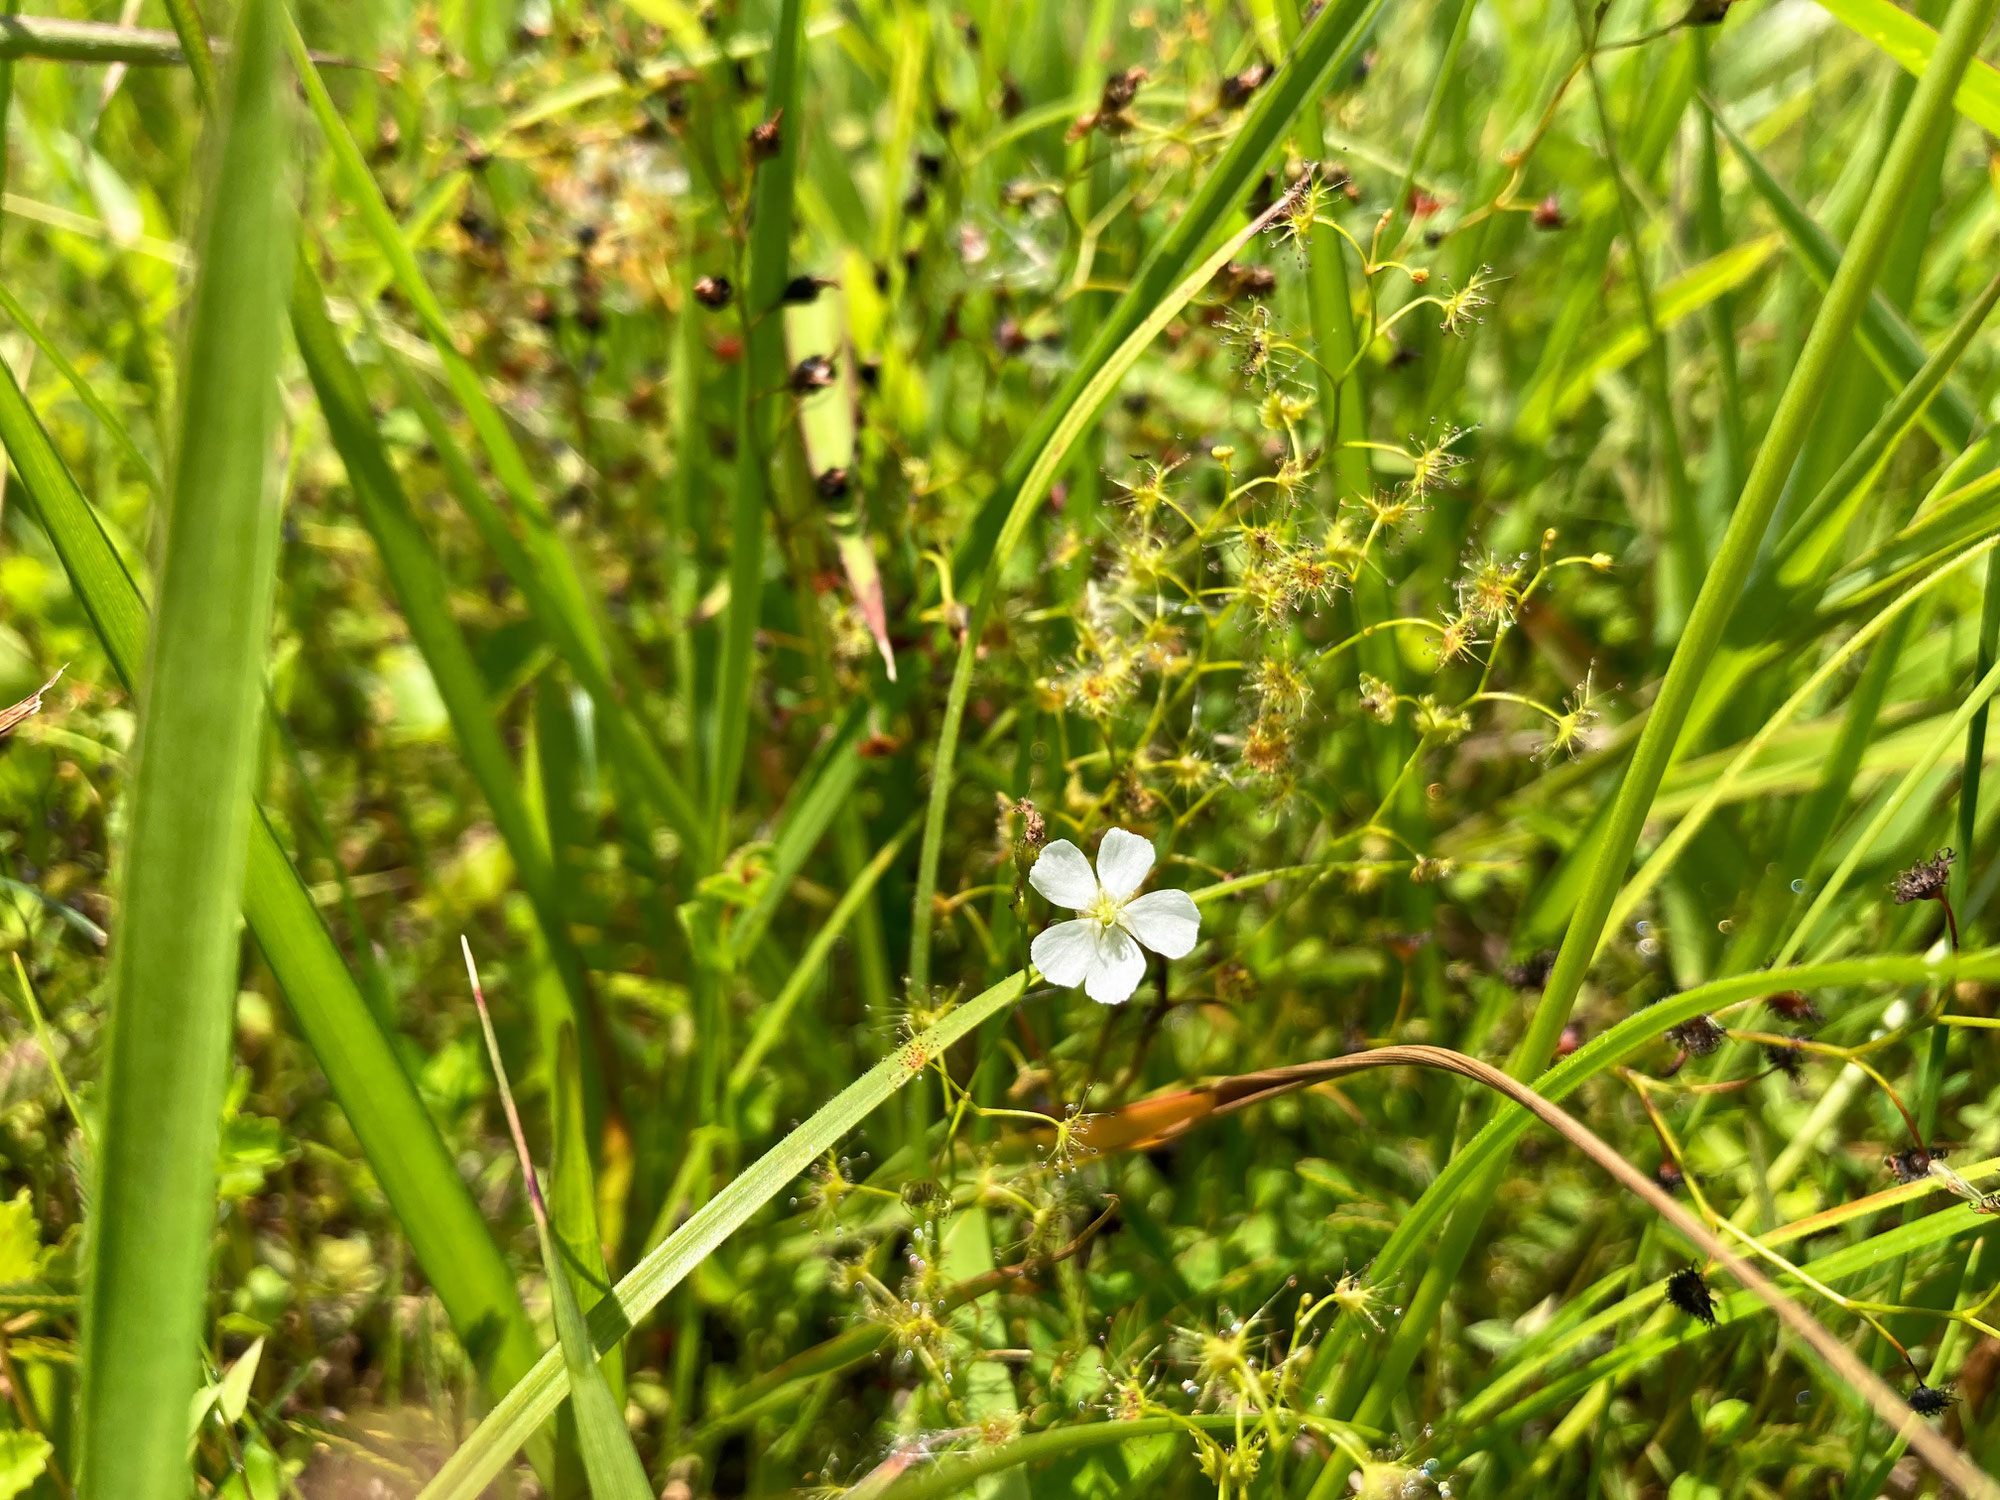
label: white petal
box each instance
[1083,924,1148,1005]
[1094,827,1157,901]
[1031,919,1099,987]
[1029,840,1099,910]
[1121,888,1201,959]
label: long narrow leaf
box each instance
[1811,0,2000,134]
[1709,98,1977,451]
[416,970,1028,1500]
[0,215,545,1445]
[290,261,599,1067]
[710,0,807,852]
[78,3,286,1496]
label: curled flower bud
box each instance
[1762,1038,1804,1079]
[782,274,836,304]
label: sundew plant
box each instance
[10,0,2000,1494]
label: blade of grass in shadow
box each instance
[465,945,650,1500]
[339,264,706,855]
[0,281,163,496]
[1710,97,1977,451]
[1771,265,2000,576]
[0,241,546,1447]
[727,815,917,1100]
[76,0,285,1495]
[709,0,805,857]
[907,189,1309,997]
[1308,0,2000,1476]
[289,261,603,1090]
[414,970,1028,1500]
[286,22,682,824]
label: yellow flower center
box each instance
[1086,889,1124,927]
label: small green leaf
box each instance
[0,1429,49,1500]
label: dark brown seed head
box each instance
[748,109,784,161]
[782,275,834,304]
[1665,1266,1717,1327]
[1667,1015,1725,1058]
[1503,950,1557,991]
[693,275,735,310]
[1764,990,1821,1025]
[1887,1146,1945,1184]
[1099,66,1148,113]
[1909,1382,1957,1417]
[789,354,837,394]
[1892,848,1955,905]
[1763,1038,1804,1079]
[1218,62,1272,109]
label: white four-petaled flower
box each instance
[1028,828,1201,1004]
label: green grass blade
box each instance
[1779,650,2000,963]
[0,15,205,65]
[285,22,617,709]
[0,234,545,1445]
[710,0,806,855]
[349,286,706,856]
[727,816,917,1099]
[1710,98,1977,450]
[466,949,650,1500]
[1811,0,2000,133]
[1772,265,2000,574]
[77,1,285,1495]
[150,0,215,102]
[1605,536,1996,936]
[1551,235,1780,421]
[727,701,872,966]
[415,970,1027,1500]
[1313,0,2000,1470]
[551,1023,621,1397]
[0,280,163,495]
[289,261,599,1063]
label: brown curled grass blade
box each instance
[1070,1045,1996,1499]
[0,665,64,738]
